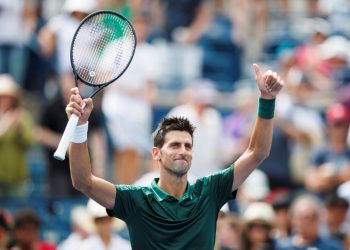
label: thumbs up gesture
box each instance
[253,64,284,99]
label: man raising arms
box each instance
[66,64,283,249]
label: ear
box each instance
[152,147,161,161]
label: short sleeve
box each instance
[201,165,236,208]
[310,147,327,168]
[106,185,140,221]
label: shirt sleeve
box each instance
[310,147,326,168]
[106,185,140,221]
[202,164,236,208]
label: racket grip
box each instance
[54,114,80,161]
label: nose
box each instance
[178,144,191,156]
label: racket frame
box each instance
[54,10,137,160]
[71,10,137,98]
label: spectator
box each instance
[21,0,50,97]
[231,0,268,62]
[80,199,131,250]
[167,79,224,178]
[156,0,211,43]
[278,194,343,250]
[35,79,104,197]
[0,0,26,84]
[236,169,270,213]
[280,74,324,186]
[0,74,35,198]
[320,35,350,89]
[101,13,159,184]
[197,0,242,91]
[10,208,56,250]
[270,191,292,241]
[320,194,350,250]
[291,18,331,91]
[305,103,350,196]
[38,0,97,87]
[57,206,94,250]
[241,202,278,250]
[221,87,258,165]
[215,211,242,250]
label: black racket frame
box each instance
[70,10,137,98]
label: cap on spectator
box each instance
[0,74,21,100]
[321,36,350,61]
[326,103,350,123]
[71,206,94,233]
[232,87,258,108]
[241,169,270,201]
[243,202,276,225]
[188,79,218,105]
[63,0,97,14]
[86,199,127,231]
[87,199,108,218]
[309,18,330,36]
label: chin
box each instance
[168,165,190,177]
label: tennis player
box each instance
[66,64,283,249]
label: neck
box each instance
[329,139,347,153]
[158,170,188,199]
[99,233,111,247]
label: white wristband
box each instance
[70,122,88,143]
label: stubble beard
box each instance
[164,161,190,178]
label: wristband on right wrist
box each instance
[257,97,275,119]
[70,122,89,143]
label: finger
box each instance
[269,78,284,92]
[67,102,84,115]
[70,102,84,112]
[266,75,278,88]
[70,87,79,95]
[83,98,93,109]
[66,106,82,117]
[266,72,278,85]
[70,93,83,105]
[253,63,262,80]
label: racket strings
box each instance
[72,13,136,86]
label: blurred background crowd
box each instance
[1,0,350,249]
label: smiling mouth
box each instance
[175,159,188,163]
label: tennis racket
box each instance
[54,10,137,161]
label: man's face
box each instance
[14,223,39,247]
[292,206,319,239]
[328,120,350,136]
[153,131,193,177]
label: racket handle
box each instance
[54,114,80,161]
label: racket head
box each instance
[70,10,137,87]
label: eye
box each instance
[185,143,192,150]
[169,142,179,148]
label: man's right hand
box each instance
[65,87,94,125]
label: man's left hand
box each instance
[253,63,284,99]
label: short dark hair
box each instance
[324,194,349,209]
[153,117,195,148]
[14,208,40,229]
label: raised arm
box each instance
[67,88,116,209]
[232,64,284,191]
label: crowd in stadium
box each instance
[1,0,350,249]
